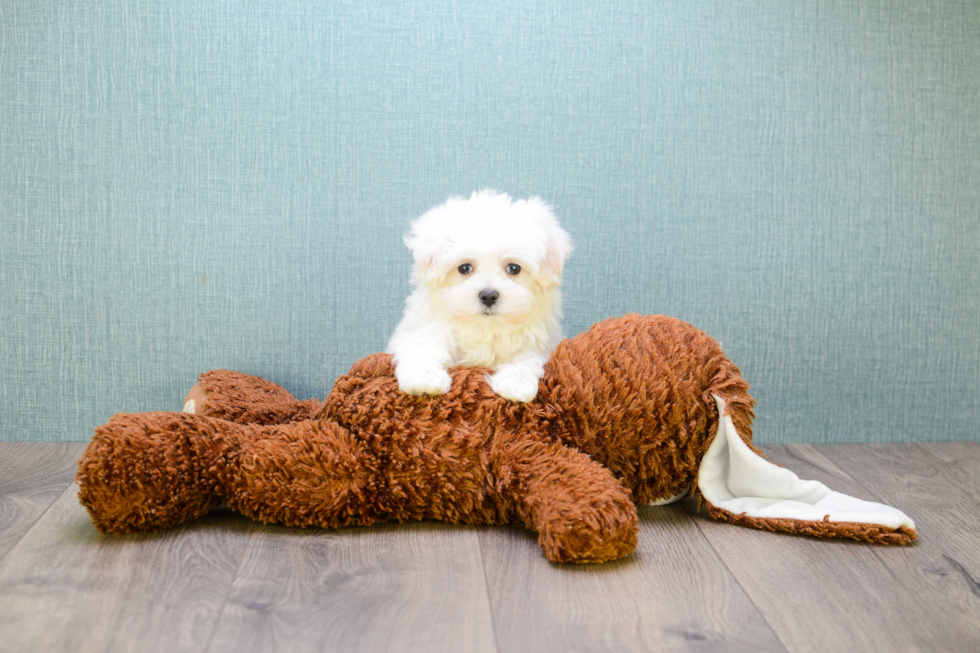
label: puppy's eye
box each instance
[458,263,473,275]
[506,263,521,275]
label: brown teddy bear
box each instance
[76,315,915,563]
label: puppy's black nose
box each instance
[479,289,499,308]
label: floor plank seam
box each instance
[679,501,793,653]
[201,526,255,653]
[0,481,78,568]
[916,441,980,471]
[476,530,503,653]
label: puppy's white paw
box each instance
[488,369,540,403]
[396,364,452,396]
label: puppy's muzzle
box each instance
[479,289,499,308]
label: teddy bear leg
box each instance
[181,370,321,425]
[499,441,639,563]
[77,412,240,534]
[221,419,386,530]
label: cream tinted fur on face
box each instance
[387,190,573,402]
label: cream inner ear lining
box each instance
[688,394,914,531]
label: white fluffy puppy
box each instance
[387,190,573,402]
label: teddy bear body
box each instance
[76,315,776,563]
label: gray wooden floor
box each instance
[1,442,978,652]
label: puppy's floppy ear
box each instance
[404,199,461,285]
[404,231,449,285]
[540,229,573,291]
[524,197,574,291]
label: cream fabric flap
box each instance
[697,395,914,530]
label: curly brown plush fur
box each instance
[76,314,914,563]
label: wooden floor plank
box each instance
[915,441,980,467]
[821,443,980,604]
[206,521,497,653]
[685,444,980,653]
[0,485,253,653]
[480,503,787,653]
[0,442,87,561]
[2,442,978,651]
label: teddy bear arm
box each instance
[498,441,639,564]
[183,370,321,425]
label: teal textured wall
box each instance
[2,1,978,443]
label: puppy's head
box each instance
[404,190,573,323]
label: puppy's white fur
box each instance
[387,190,573,402]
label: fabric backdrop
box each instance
[2,1,978,443]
